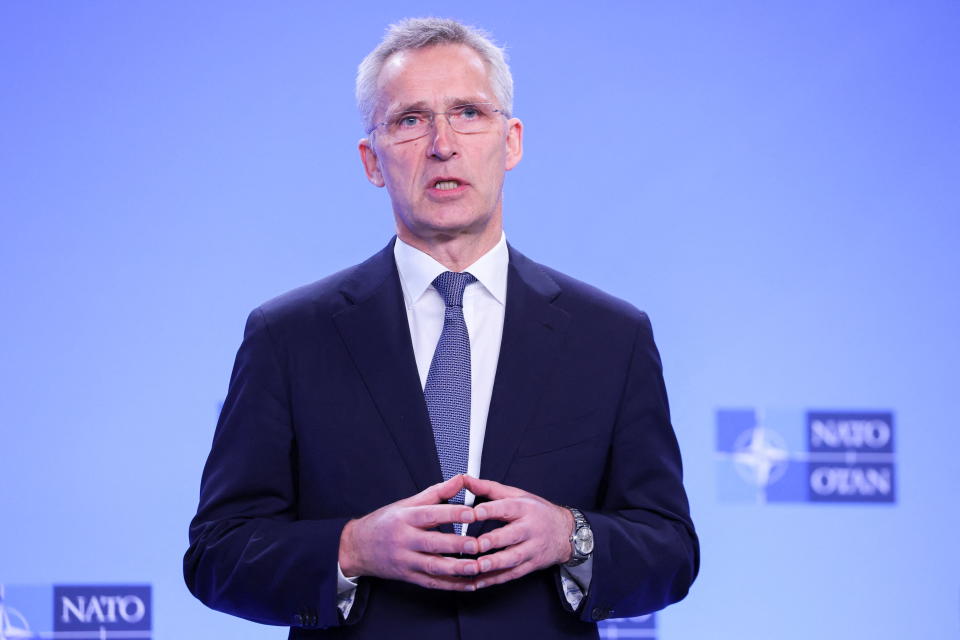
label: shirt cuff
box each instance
[559,556,593,611]
[336,563,359,619]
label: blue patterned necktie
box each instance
[424,271,476,531]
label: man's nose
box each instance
[428,114,457,160]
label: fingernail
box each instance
[464,563,478,575]
[480,559,491,572]
[460,510,473,522]
[464,584,476,592]
[476,507,486,519]
[476,580,486,589]
[479,539,491,552]
[464,540,478,554]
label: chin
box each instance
[415,214,489,236]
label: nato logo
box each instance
[715,409,895,503]
[0,584,151,639]
[599,612,655,638]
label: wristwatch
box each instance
[563,507,594,567]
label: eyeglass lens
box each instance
[385,104,498,141]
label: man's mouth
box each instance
[433,179,461,191]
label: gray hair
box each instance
[356,17,514,132]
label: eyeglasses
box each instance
[368,102,507,142]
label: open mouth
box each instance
[433,179,461,191]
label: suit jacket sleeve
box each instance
[572,312,700,621]
[183,307,366,630]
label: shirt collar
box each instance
[394,232,509,308]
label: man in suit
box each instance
[184,17,699,639]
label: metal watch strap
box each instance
[563,507,592,567]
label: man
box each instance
[184,17,698,639]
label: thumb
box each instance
[403,474,467,506]
[462,475,525,500]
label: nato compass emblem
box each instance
[730,422,790,488]
[715,408,896,503]
[0,585,33,640]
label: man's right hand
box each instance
[337,475,480,591]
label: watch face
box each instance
[574,527,594,555]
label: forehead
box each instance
[375,43,495,112]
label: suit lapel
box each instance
[469,245,570,535]
[332,240,444,495]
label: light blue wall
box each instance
[2,2,958,638]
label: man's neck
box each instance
[396,224,503,272]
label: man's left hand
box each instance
[462,476,574,589]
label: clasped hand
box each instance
[338,474,575,591]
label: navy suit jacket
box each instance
[184,239,699,639]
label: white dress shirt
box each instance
[336,233,590,616]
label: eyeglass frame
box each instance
[366,102,509,142]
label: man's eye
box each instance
[395,113,426,128]
[457,105,483,120]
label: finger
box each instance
[473,562,535,589]
[404,504,475,529]
[475,542,531,574]
[476,522,528,554]
[462,476,526,501]
[473,497,526,523]
[411,530,480,555]
[403,475,467,507]
[409,552,480,578]
[406,572,478,592]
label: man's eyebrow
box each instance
[389,97,491,113]
[390,100,431,113]
[444,96,489,108]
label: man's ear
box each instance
[359,138,385,187]
[504,118,524,171]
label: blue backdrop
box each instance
[2,2,958,638]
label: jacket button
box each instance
[592,607,610,621]
[293,613,303,626]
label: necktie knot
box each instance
[432,271,476,308]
